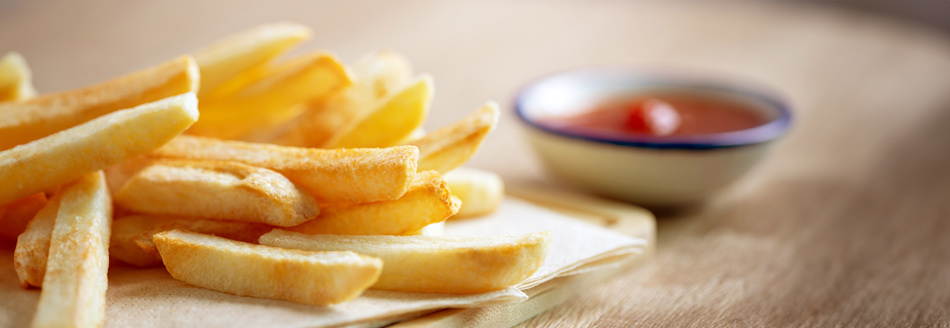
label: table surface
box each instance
[3,0,949,327]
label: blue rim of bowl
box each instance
[513,69,793,150]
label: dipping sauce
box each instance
[537,93,769,138]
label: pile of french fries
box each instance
[0,23,551,327]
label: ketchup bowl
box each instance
[514,69,792,206]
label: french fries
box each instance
[410,102,500,173]
[110,215,273,267]
[0,93,199,205]
[114,159,319,227]
[0,56,198,150]
[0,52,37,102]
[286,171,460,235]
[13,193,60,288]
[272,50,413,148]
[151,135,418,204]
[323,75,433,148]
[0,192,47,242]
[32,171,112,328]
[190,52,351,139]
[444,168,505,217]
[193,22,311,94]
[2,22,519,315]
[154,230,382,305]
[260,230,551,294]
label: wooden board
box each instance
[391,184,656,328]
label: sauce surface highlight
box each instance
[537,93,769,138]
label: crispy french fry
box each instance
[0,52,37,102]
[154,230,382,305]
[189,52,351,139]
[272,50,413,147]
[260,230,551,294]
[323,75,433,148]
[151,135,418,204]
[110,214,273,267]
[444,167,505,218]
[193,22,311,94]
[13,193,59,288]
[410,102,500,173]
[286,171,459,235]
[32,171,112,328]
[0,56,198,150]
[114,159,319,227]
[403,221,445,236]
[0,192,47,242]
[0,93,199,205]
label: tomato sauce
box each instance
[537,93,769,138]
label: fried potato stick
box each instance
[272,50,412,147]
[110,214,272,267]
[190,52,351,139]
[409,102,499,173]
[0,56,198,150]
[443,167,505,218]
[286,171,459,235]
[323,75,433,148]
[13,193,59,288]
[115,159,319,227]
[32,171,112,328]
[193,22,311,94]
[151,135,417,204]
[155,230,382,306]
[0,52,37,102]
[0,93,199,205]
[260,230,551,294]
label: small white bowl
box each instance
[514,69,792,207]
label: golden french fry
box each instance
[272,50,413,147]
[103,156,155,196]
[193,22,311,94]
[286,171,460,235]
[403,221,445,236]
[323,75,433,148]
[110,214,273,267]
[32,171,112,328]
[0,56,198,150]
[260,230,551,294]
[154,230,382,306]
[13,193,59,288]
[0,192,47,242]
[0,52,37,102]
[444,167,505,217]
[410,102,500,173]
[189,52,351,139]
[114,159,319,227]
[0,93,199,205]
[151,135,418,204]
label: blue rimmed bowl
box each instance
[514,69,792,206]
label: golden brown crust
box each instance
[287,170,460,235]
[151,135,418,204]
[110,214,273,267]
[13,193,60,288]
[260,230,552,294]
[114,159,319,227]
[410,102,499,173]
[154,229,382,306]
[0,93,199,205]
[0,55,198,150]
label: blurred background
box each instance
[0,0,947,182]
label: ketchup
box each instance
[537,93,768,138]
